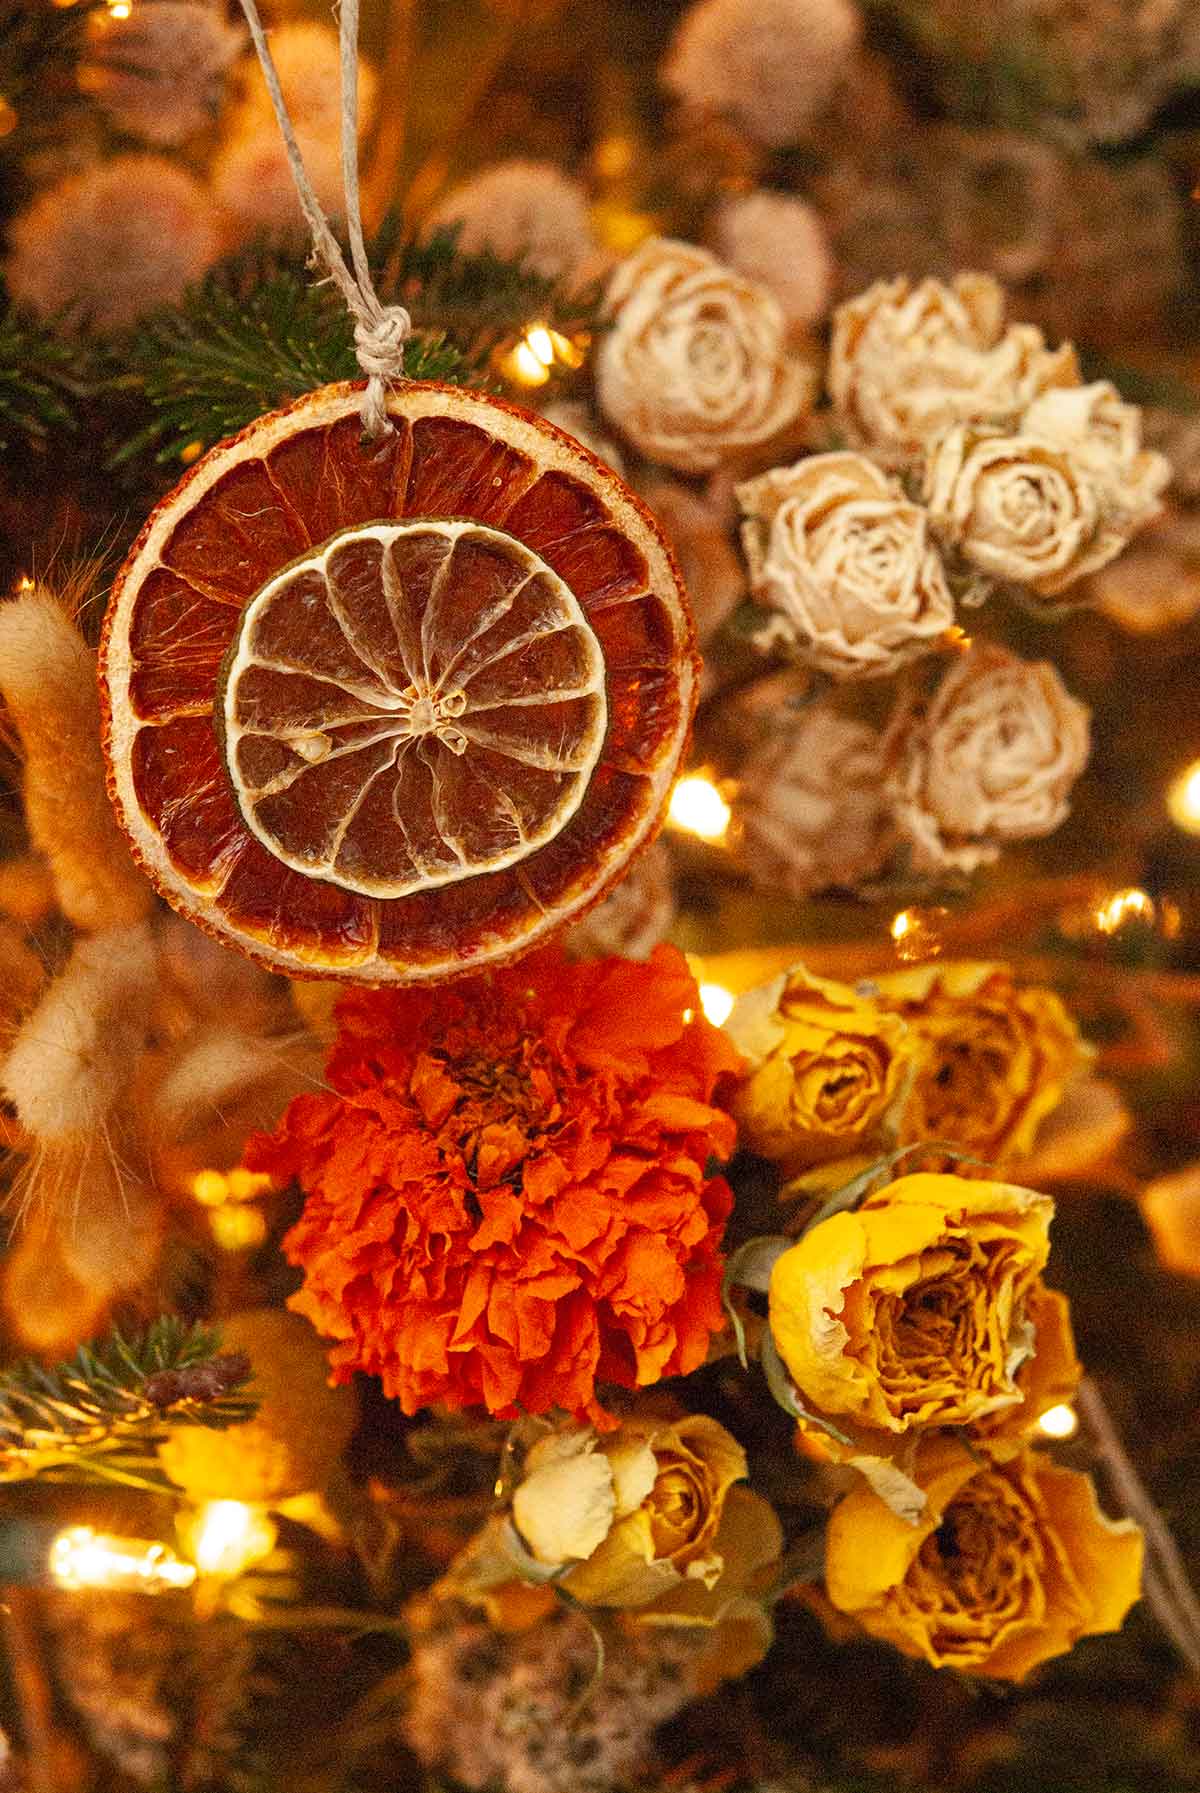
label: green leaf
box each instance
[722,1235,792,1369]
[761,1331,853,1449]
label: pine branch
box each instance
[107,248,471,470]
[103,230,602,471]
[0,1315,256,1491]
[0,290,81,454]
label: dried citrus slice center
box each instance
[219,519,607,898]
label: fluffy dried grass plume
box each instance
[424,160,598,283]
[5,156,221,330]
[829,273,1078,469]
[596,237,813,474]
[662,0,860,147]
[885,645,1091,875]
[738,451,955,678]
[0,580,152,932]
[709,191,834,330]
[79,2,244,147]
[733,705,893,897]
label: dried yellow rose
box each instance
[823,1438,1143,1680]
[726,966,915,1173]
[870,960,1086,1165]
[768,1172,1053,1439]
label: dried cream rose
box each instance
[829,273,1078,468]
[732,705,893,897]
[1021,381,1170,534]
[595,237,813,475]
[885,644,1091,874]
[443,1413,782,1645]
[738,452,955,678]
[924,427,1122,597]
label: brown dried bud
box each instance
[143,1351,251,1409]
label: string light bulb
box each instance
[667,773,732,844]
[1167,759,1200,837]
[1094,887,1157,935]
[183,1501,277,1578]
[1037,1403,1079,1441]
[49,1525,197,1593]
[499,321,588,388]
[698,982,735,1026]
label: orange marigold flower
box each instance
[246,946,741,1424]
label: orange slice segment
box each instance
[219,519,607,897]
[100,382,697,983]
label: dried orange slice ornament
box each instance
[100,382,697,982]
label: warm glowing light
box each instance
[184,1502,277,1578]
[180,439,204,466]
[594,134,635,181]
[698,982,735,1027]
[941,624,973,653]
[49,1525,196,1593]
[890,906,947,963]
[1094,887,1156,935]
[1037,1403,1079,1441]
[668,774,732,843]
[1167,760,1200,837]
[0,99,16,140]
[192,1167,273,1207]
[14,575,34,593]
[209,1204,268,1250]
[106,0,132,16]
[499,321,587,388]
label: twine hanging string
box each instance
[236,0,410,437]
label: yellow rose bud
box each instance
[726,966,914,1172]
[869,961,1085,1164]
[1142,1163,1200,1277]
[768,1172,1053,1437]
[824,1438,1143,1680]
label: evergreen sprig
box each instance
[107,251,471,469]
[0,290,81,452]
[0,1315,256,1491]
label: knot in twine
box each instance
[353,304,413,434]
[238,0,410,437]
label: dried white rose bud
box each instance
[925,427,1124,598]
[737,452,955,678]
[566,840,675,959]
[5,156,221,330]
[80,2,244,147]
[212,125,345,241]
[228,20,377,140]
[425,160,597,283]
[709,191,834,330]
[541,400,626,475]
[596,237,813,474]
[885,644,1091,874]
[829,273,1078,468]
[638,475,745,641]
[1021,381,1170,534]
[732,705,893,897]
[661,0,860,149]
